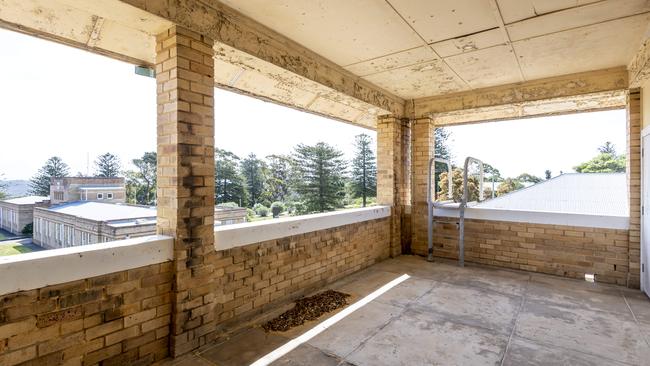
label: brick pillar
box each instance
[410,117,434,255]
[627,89,641,288]
[377,116,411,256]
[156,26,217,356]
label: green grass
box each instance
[0,241,43,256]
[0,232,6,241]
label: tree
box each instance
[350,134,377,207]
[496,178,524,196]
[30,156,70,196]
[0,173,7,200]
[435,127,452,160]
[240,154,267,207]
[516,173,542,184]
[94,153,121,177]
[127,152,157,205]
[437,168,482,203]
[433,128,453,194]
[292,142,347,212]
[215,149,247,206]
[575,153,626,173]
[265,155,292,203]
[545,170,552,180]
[483,163,502,181]
[575,142,626,173]
[598,141,617,155]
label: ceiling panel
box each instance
[363,59,467,99]
[497,0,601,24]
[388,0,498,43]
[218,0,423,66]
[513,14,650,80]
[344,46,438,77]
[445,45,523,88]
[507,0,650,42]
[431,28,505,58]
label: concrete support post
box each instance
[627,89,641,288]
[410,117,434,255]
[155,26,217,356]
[377,116,411,256]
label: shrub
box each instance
[22,223,33,236]
[246,208,255,222]
[253,203,270,217]
[271,202,285,218]
[217,202,239,208]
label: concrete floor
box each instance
[164,256,650,366]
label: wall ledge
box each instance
[214,206,391,250]
[433,206,629,230]
[0,235,173,296]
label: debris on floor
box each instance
[263,290,350,332]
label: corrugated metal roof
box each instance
[44,201,156,221]
[3,196,48,205]
[475,173,628,216]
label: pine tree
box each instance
[215,148,248,206]
[545,170,552,180]
[435,127,452,160]
[240,154,267,207]
[350,134,377,207]
[598,141,617,155]
[95,153,121,177]
[292,142,347,213]
[265,155,292,203]
[434,127,453,194]
[30,156,70,196]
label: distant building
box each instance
[33,201,156,249]
[214,206,247,226]
[3,176,247,247]
[0,196,49,235]
[50,177,126,204]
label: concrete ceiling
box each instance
[219,0,650,99]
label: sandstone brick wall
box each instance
[377,117,410,256]
[155,26,217,356]
[627,89,641,288]
[208,217,390,336]
[0,262,172,366]
[430,217,630,285]
[410,118,433,255]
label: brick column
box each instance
[377,116,411,256]
[410,117,434,255]
[627,89,641,288]
[156,26,217,356]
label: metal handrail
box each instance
[427,157,452,262]
[459,156,484,267]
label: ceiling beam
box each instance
[119,0,405,118]
[409,67,628,120]
[427,90,627,126]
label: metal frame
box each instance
[458,156,484,267]
[427,157,452,262]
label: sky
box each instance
[0,28,626,181]
[446,109,626,179]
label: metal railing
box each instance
[427,157,452,262]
